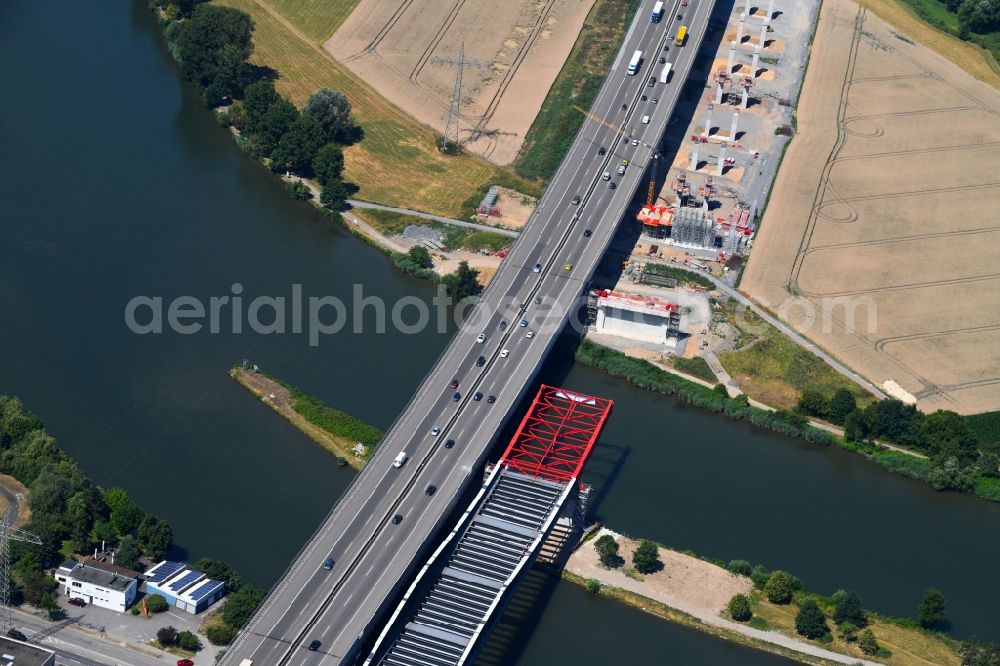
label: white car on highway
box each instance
[476,333,486,343]
[526,331,534,339]
[430,426,440,436]
[641,115,650,124]
[500,349,510,358]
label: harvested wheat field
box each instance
[326,0,595,165]
[742,0,1000,414]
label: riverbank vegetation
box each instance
[576,339,837,446]
[577,339,1000,503]
[205,0,541,216]
[229,366,382,468]
[0,395,260,640]
[667,356,716,384]
[514,0,642,181]
[354,209,511,254]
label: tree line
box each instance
[797,389,1000,496]
[159,2,360,209]
[0,395,260,643]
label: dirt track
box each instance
[741,0,1000,414]
[326,0,595,165]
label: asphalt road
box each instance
[10,609,167,666]
[221,2,716,665]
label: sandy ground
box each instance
[741,0,1000,414]
[569,530,750,617]
[326,0,596,164]
[0,474,30,527]
[480,186,537,230]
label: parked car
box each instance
[68,598,86,608]
[6,629,26,642]
[177,660,195,666]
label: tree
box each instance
[304,88,360,143]
[103,487,130,514]
[110,499,144,537]
[864,399,925,448]
[958,0,1000,33]
[632,539,660,574]
[194,558,243,592]
[795,598,829,639]
[929,456,977,492]
[918,587,946,629]
[114,535,141,571]
[442,261,482,301]
[827,389,858,424]
[922,410,979,462]
[844,408,869,442]
[206,622,236,646]
[157,625,179,647]
[172,5,253,96]
[137,514,173,560]
[242,80,279,134]
[178,630,201,651]
[407,246,433,270]
[796,390,828,418]
[257,97,299,157]
[271,115,326,176]
[39,593,61,619]
[728,594,752,622]
[313,143,344,187]
[320,177,352,210]
[727,559,752,576]
[19,569,58,607]
[764,570,795,604]
[145,594,169,613]
[594,534,620,568]
[0,396,44,448]
[960,638,1000,665]
[858,628,881,656]
[833,590,867,627]
[750,565,771,590]
[221,586,265,630]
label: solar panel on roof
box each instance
[146,561,184,584]
[167,570,203,592]
[188,579,224,601]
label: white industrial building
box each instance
[55,560,137,613]
[593,290,680,344]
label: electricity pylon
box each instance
[431,42,490,151]
[1,510,42,632]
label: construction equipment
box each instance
[647,153,661,206]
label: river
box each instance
[0,0,993,662]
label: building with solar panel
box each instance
[143,561,226,614]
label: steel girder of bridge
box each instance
[365,386,613,666]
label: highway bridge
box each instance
[221,0,715,663]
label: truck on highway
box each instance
[627,50,643,75]
[651,1,664,22]
[675,25,688,46]
[659,62,672,83]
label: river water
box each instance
[0,0,993,662]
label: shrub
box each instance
[833,590,867,627]
[858,628,880,656]
[728,594,752,622]
[156,625,178,646]
[839,621,859,642]
[795,599,829,639]
[750,565,771,590]
[727,559,752,576]
[206,623,236,646]
[145,594,168,613]
[585,578,601,594]
[764,571,795,604]
[178,630,200,651]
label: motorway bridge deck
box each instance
[221,1,716,664]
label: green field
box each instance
[263,0,361,42]
[669,356,716,383]
[216,0,541,217]
[354,208,510,252]
[513,0,641,181]
[716,305,874,411]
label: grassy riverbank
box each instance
[229,367,381,469]
[565,532,963,666]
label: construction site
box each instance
[629,0,817,272]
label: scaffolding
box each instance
[671,207,717,248]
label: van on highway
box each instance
[659,62,672,83]
[393,452,408,468]
[602,171,610,181]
